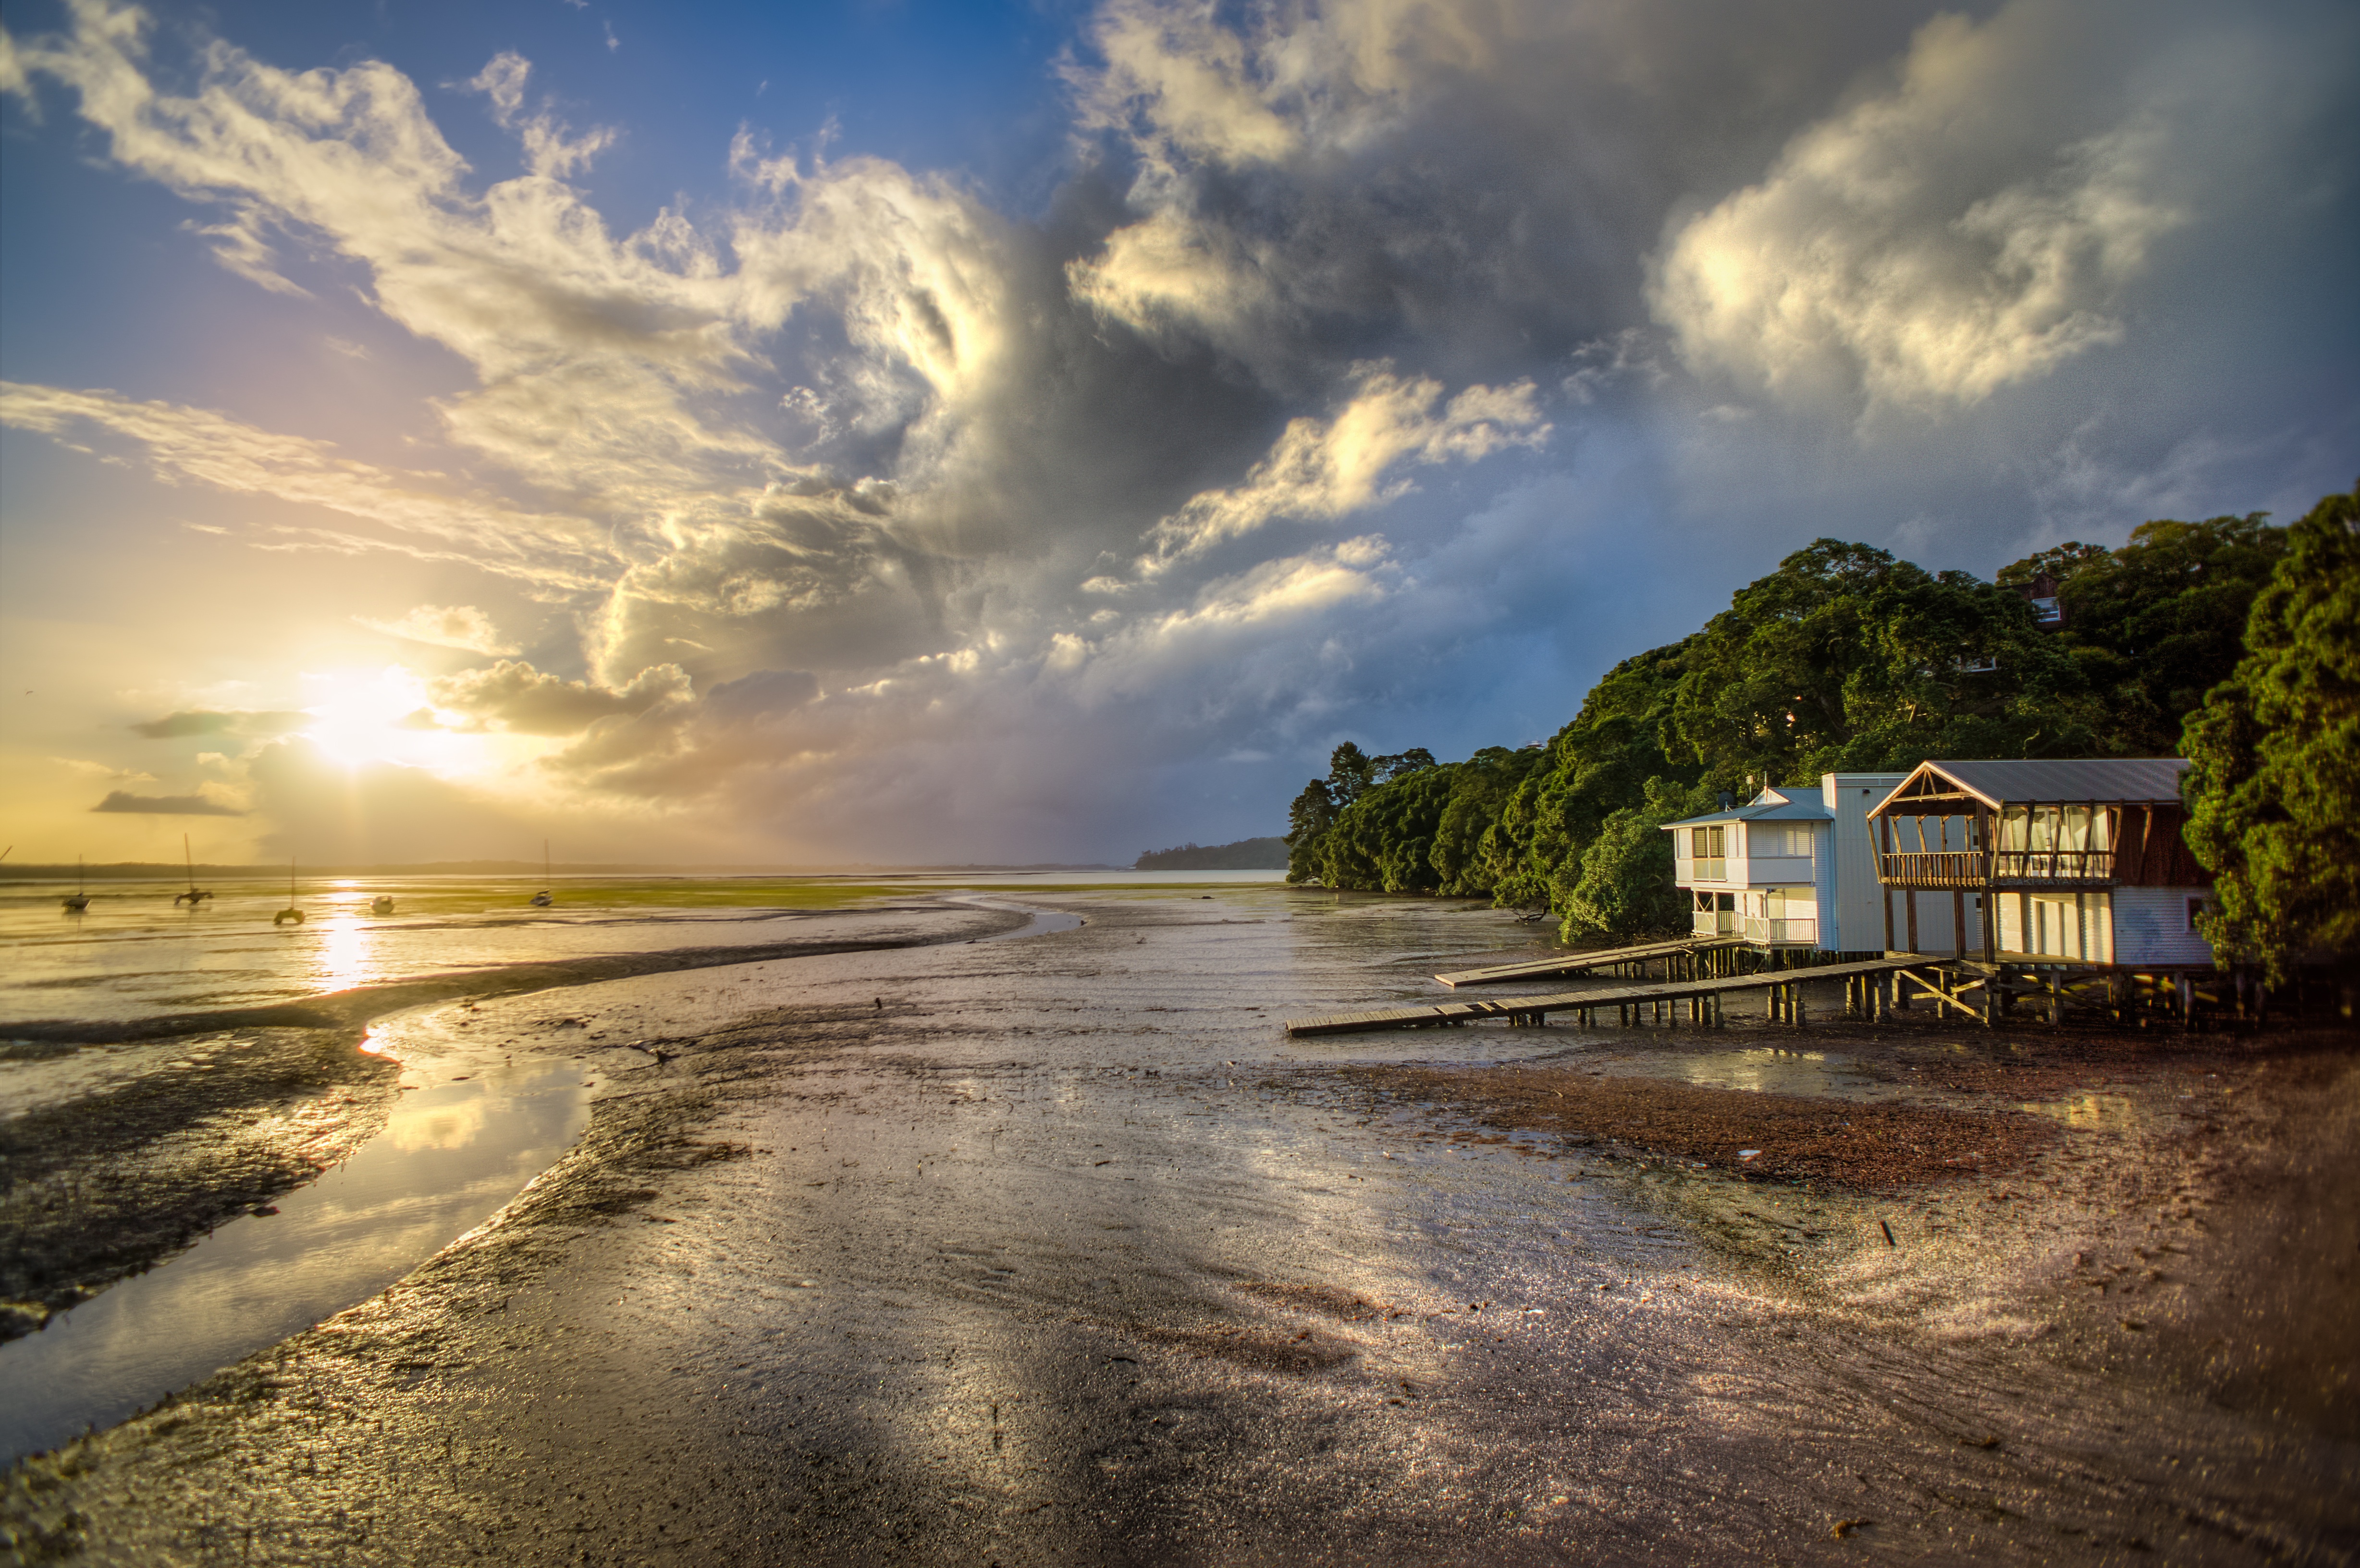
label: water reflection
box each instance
[316,909,376,994]
[0,1040,590,1463]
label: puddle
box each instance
[946,898,1087,942]
[1644,1048,1858,1098]
[0,1042,589,1463]
[2018,1092,2141,1131]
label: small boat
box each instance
[369,894,395,917]
[173,834,213,906]
[529,839,553,906]
[61,855,90,913]
[273,858,305,925]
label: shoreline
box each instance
[0,901,1029,1338]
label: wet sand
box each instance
[4,888,2356,1564]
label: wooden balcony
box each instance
[1878,849,2115,889]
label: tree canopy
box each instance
[2001,514,2289,755]
[2182,487,2359,984]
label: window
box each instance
[2029,596,2061,625]
[2188,897,2212,932]
[1690,826,1725,858]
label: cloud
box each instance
[355,603,520,654]
[129,708,307,739]
[0,382,612,587]
[1649,0,2210,410]
[1138,364,1546,570]
[92,790,246,815]
[425,659,691,735]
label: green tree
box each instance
[1479,640,1698,910]
[1672,539,2097,790]
[1285,743,1445,884]
[2002,514,2289,755]
[1429,746,1549,895]
[1557,778,1714,942]
[2182,486,2360,984]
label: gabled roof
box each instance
[1870,758,2190,815]
[1662,786,1832,830]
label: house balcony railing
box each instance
[1692,909,1737,937]
[1742,916,1819,946]
[1877,849,2115,889]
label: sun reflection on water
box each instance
[316,911,376,993]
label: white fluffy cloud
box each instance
[1137,365,1546,572]
[1647,0,2269,410]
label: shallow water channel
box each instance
[0,1042,588,1462]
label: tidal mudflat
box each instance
[4,887,2355,1564]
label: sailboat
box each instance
[61,855,90,913]
[273,858,306,925]
[529,839,553,906]
[173,833,213,906]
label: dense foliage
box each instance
[2002,514,2290,755]
[2183,487,2359,984]
[1285,510,2311,952]
[1134,837,1290,870]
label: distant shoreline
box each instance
[0,861,1127,882]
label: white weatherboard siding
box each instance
[2112,886,2217,966]
[1822,773,1907,952]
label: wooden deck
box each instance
[1287,954,1943,1037]
[1434,935,1749,989]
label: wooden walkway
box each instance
[1435,935,1749,989]
[1287,954,1944,1038]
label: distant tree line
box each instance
[1134,837,1291,870]
[1285,494,2353,981]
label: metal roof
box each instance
[1871,758,2190,813]
[1662,786,1832,829]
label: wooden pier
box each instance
[1287,954,1945,1038]
[1434,935,1751,989]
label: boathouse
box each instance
[1866,758,2213,968]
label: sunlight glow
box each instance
[299,666,483,774]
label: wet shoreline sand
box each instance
[1,902,1026,1339]
[5,889,2356,1563]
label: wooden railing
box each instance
[1692,909,1736,936]
[1879,849,2115,887]
[1993,848,2114,882]
[1742,916,1819,946]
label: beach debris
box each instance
[1880,1220,1897,1248]
[1831,1518,1873,1538]
[1738,1149,1761,1162]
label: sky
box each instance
[1,0,2353,869]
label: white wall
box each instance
[2112,885,2217,966]
[1820,773,1908,952]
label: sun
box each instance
[299,666,476,772]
